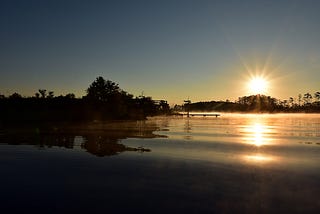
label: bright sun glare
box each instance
[248,77,268,94]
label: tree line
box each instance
[0,77,170,123]
[176,93,320,113]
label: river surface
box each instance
[0,114,319,213]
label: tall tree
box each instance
[303,93,312,105]
[38,89,47,98]
[86,77,120,102]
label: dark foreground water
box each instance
[0,114,319,213]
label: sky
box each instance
[1,0,319,105]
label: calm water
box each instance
[0,114,319,213]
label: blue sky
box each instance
[1,0,319,104]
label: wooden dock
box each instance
[180,113,221,117]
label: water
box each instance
[0,114,319,213]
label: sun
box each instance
[248,77,268,94]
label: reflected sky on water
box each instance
[0,114,320,213]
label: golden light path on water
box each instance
[242,122,272,147]
[241,117,276,164]
[244,154,274,162]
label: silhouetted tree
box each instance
[159,100,170,113]
[39,89,47,98]
[9,92,22,99]
[289,97,294,107]
[47,91,54,99]
[303,93,312,105]
[0,76,170,122]
[135,96,158,116]
[86,76,120,102]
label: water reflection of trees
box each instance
[81,135,151,157]
[0,122,165,157]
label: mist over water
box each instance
[0,114,319,213]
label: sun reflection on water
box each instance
[251,123,265,146]
[240,118,277,164]
[242,122,272,147]
[244,154,274,163]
